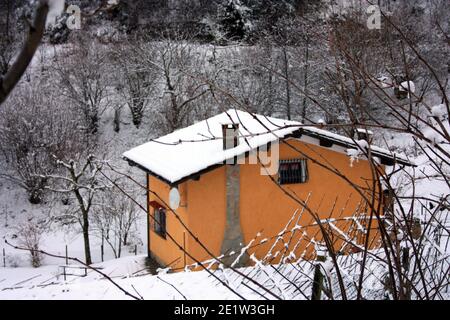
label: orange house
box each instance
[123,109,410,270]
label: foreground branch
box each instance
[0,0,50,106]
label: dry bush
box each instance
[16,219,44,268]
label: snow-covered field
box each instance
[0,256,252,300]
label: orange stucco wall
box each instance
[185,167,227,264]
[148,176,190,269]
[240,139,382,261]
[148,138,383,268]
[148,167,227,270]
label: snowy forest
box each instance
[0,0,449,301]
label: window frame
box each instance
[153,207,167,239]
[278,159,309,185]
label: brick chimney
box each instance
[222,124,239,150]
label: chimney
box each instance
[222,124,239,150]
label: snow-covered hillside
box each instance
[0,0,448,301]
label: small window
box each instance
[154,207,166,238]
[279,159,308,185]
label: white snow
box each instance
[0,254,293,300]
[0,256,244,300]
[399,81,416,94]
[355,139,369,150]
[48,0,65,12]
[46,0,65,28]
[123,109,411,184]
[346,148,361,167]
[356,128,374,136]
[123,109,299,183]
[377,76,392,88]
[431,104,447,118]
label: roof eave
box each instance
[124,157,174,186]
[124,128,415,186]
[124,156,225,187]
[293,129,415,167]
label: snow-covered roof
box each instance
[123,109,412,184]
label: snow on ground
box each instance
[0,42,158,300]
[0,255,259,300]
[1,114,448,300]
[0,114,150,269]
[1,134,447,300]
[0,42,448,299]
[1,109,449,299]
[0,40,156,268]
[0,73,153,274]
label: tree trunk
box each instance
[302,34,310,122]
[72,182,92,265]
[283,47,291,120]
[82,208,92,265]
[123,232,128,246]
[114,108,121,132]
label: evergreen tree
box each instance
[218,0,252,41]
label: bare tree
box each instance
[0,82,86,204]
[0,0,55,106]
[210,45,277,116]
[0,0,18,76]
[93,185,141,259]
[128,3,448,299]
[112,39,158,129]
[137,34,212,133]
[45,156,108,265]
[16,218,44,268]
[54,35,109,135]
